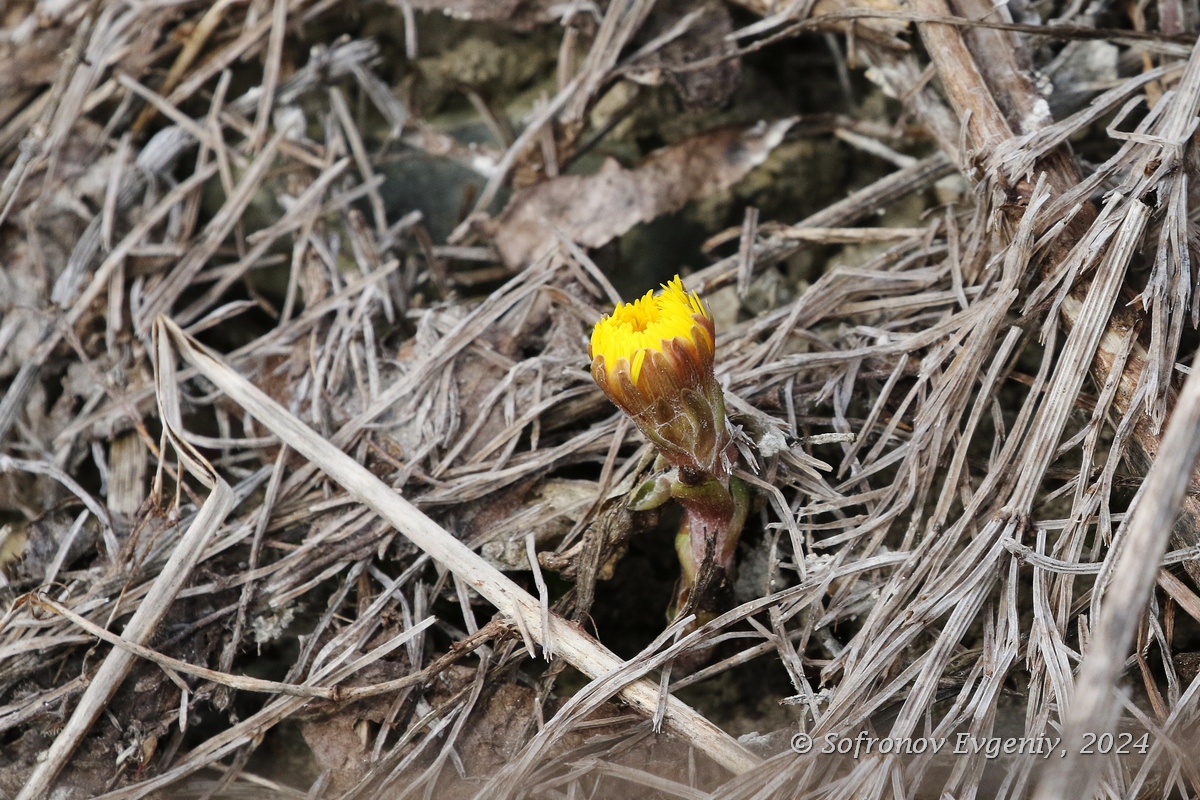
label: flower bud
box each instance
[589,276,732,479]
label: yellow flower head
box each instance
[589,276,713,387]
[588,276,729,479]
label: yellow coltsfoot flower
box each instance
[589,276,732,480]
[589,275,748,627]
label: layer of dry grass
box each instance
[2,1,1200,798]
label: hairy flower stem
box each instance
[669,474,749,623]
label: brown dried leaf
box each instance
[488,120,795,268]
[299,658,415,793]
[478,478,597,569]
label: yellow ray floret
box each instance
[590,276,709,385]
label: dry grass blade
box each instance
[1032,338,1200,799]
[13,457,233,800]
[31,594,346,700]
[156,316,761,776]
